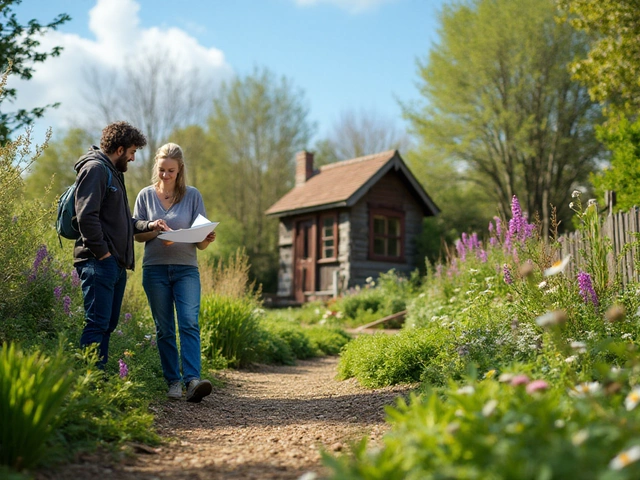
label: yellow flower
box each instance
[544,255,571,276]
[610,446,640,470]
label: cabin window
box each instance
[319,214,338,260]
[369,209,405,261]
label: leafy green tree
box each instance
[206,68,314,290]
[558,0,640,114]
[558,1,640,210]
[0,1,70,142]
[23,128,92,204]
[590,116,640,212]
[404,0,601,236]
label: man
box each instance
[74,121,167,369]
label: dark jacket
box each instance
[73,146,151,270]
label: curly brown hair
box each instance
[100,121,147,155]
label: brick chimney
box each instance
[295,150,314,186]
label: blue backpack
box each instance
[56,162,114,242]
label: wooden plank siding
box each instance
[348,171,424,287]
[559,207,640,286]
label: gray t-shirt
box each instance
[133,185,206,267]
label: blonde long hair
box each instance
[152,143,187,204]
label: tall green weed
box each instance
[0,343,74,471]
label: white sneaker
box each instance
[167,381,183,400]
[186,379,212,403]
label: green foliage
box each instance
[200,295,263,368]
[404,0,600,232]
[591,116,640,212]
[0,5,70,142]
[204,67,315,291]
[23,128,93,204]
[0,343,74,471]
[324,372,640,479]
[305,326,351,356]
[558,0,640,114]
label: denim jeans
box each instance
[76,256,127,368]
[142,265,202,385]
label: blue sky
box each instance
[12,0,445,145]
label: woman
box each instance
[134,143,216,402]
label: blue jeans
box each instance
[76,256,127,369]
[142,265,202,385]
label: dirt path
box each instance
[40,356,413,480]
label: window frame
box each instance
[368,207,405,262]
[318,213,339,263]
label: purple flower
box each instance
[71,270,81,288]
[577,271,598,307]
[32,244,49,272]
[54,286,63,300]
[62,295,72,316]
[118,358,128,378]
[503,264,513,285]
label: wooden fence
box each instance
[559,207,640,286]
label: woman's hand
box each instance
[197,231,216,250]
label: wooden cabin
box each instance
[265,149,439,304]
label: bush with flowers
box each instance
[326,192,640,477]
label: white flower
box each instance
[482,399,498,417]
[537,281,548,289]
[570,341,587,353]
[544,255,571,276]
[610,445,640,470]
[572,429,589,446]
[535,310,567,327]
[625,387,640,411]
[457,385,475,395]
[568,381,601,398]
[571,190,581,198]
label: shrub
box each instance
[305,326,351,355]
[324,370,640,479]
[0,342,74,471]
[200,295,262,368]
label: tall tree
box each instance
[404,0,601,235]
[0,1,70,143]
[82,47,213,193]
[206,67,314,289]
[313,108,411,166]
[558,1,640,211]
[557,0,640,114]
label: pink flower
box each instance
[526,380,549,394]
[510,374,530,386]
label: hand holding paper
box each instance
[157,214,219,243]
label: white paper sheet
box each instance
[157,214,219,243]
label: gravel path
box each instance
[39,356,413,480]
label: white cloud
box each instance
[292,0,398,14]
[6,0,232,140]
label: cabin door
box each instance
[294,218,316,303]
